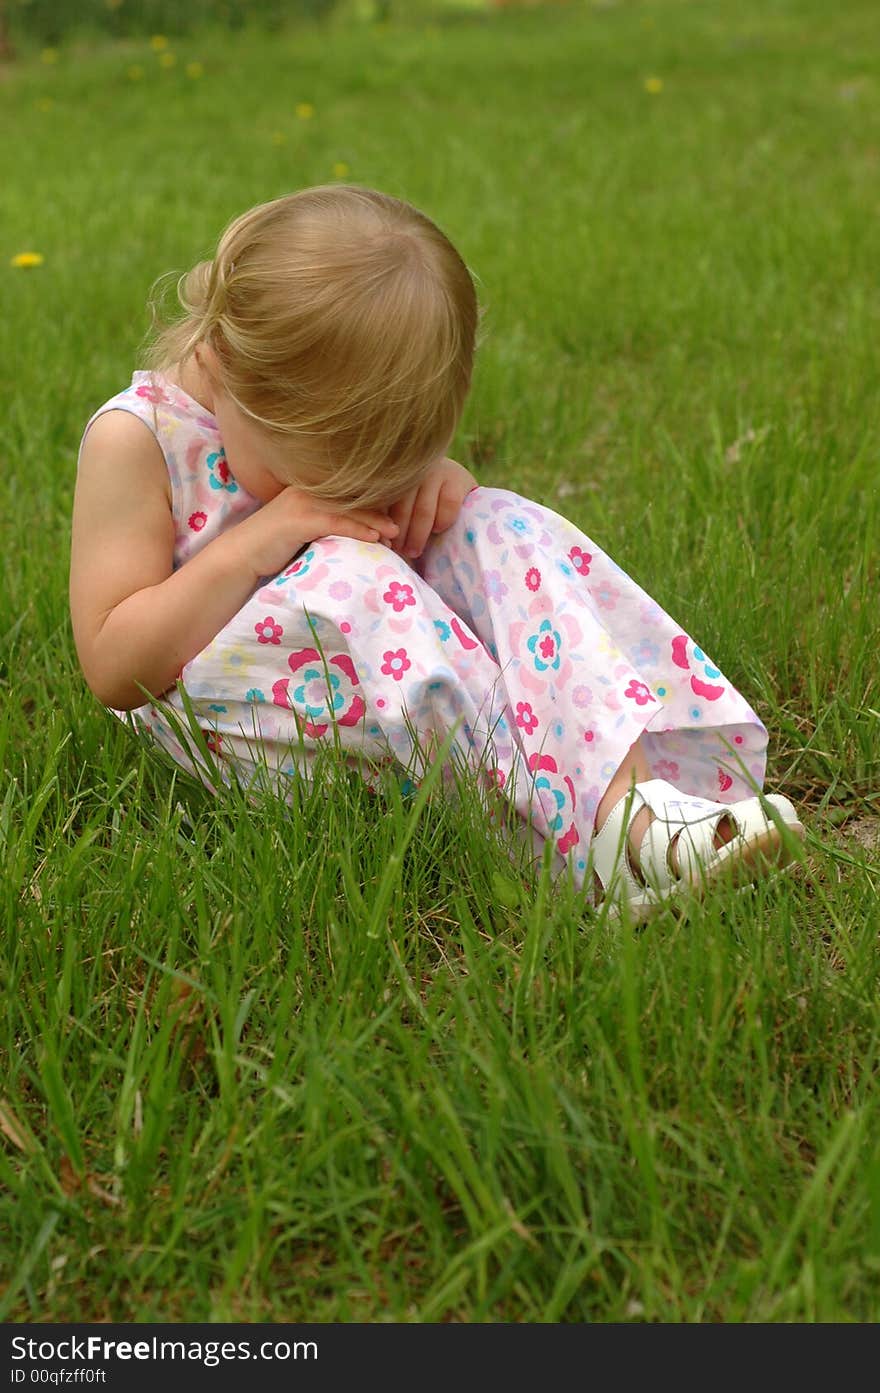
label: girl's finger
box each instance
[341,523,381,543]
[431,479,463,535]
[404,485,441,558]
[389,494,416,554]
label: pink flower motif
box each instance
[484,767,506,791]
[135,382,168,404]
[624,679,656,706]
[381,647,411,681]
[484,569,508,603]
[515,701,539,735]
[188,510,207,532]
[254,616,283,645]
[558,824,580,855]
[594,580,620,610]
[524,566,541,592]
[569,545,592,576]
[383,580,416,613]
[539,634,556,660]
[202,729,223,756]
[654,759,680,781]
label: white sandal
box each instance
[590,778,805,921]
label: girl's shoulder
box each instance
[79,371,218,452]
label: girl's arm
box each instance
[70,411,397,710]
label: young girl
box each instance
[70,184,804,919]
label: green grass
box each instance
[2,0,880,1321]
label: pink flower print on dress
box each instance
[624,679,656,706]
[450,618,479,651]
[135,382,168,405]
[593,579,620,610]
[524,567,541,592]
[717,767,734,794]
[486,498,552,558]
[275,549,315,585]
[569,545,592,576]
[202,729,223,756]
[558,824,580,855]
[510,603,582,697]
[527,618,562,673]
[654,758,680,782]
[670,635,726,701]
[483,570,508,603]
[207,449,238,494]
[254,616,283,645]
[381,648,411,682]
[188,510,207,532]
[527,751,578,853]
[272,649,365,738]
[383,580,416,613]
[515,701,539,735]
[632,637,661,668]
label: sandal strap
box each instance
[637,783,733,892]
[591,779,736,899]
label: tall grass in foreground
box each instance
[1,0,879,1320]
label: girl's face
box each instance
[208,390,289,504]
[187,344,315,504]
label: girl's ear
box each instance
[195,340,222,382]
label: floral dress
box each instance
[78,372,768,887]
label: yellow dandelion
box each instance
[159,52,177,69]
[35,97,53,112]
[186,61,204,79]
[128,64,144,80]
[332,161,350,178]
[271,131,288,146]
[41,48,59,64]
[11,252,45,269]
[295,102,315,120]
[150,34,168,50]
[644,76,664,94]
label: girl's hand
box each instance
[227,486,399,580]
[389,458,478,560]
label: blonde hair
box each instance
[146,185,479,509]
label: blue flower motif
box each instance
[293,667,343,720]
[508,515,533,536]
[245,688,265,703]
[433,619,451,642]
[276,549,316,585]
[534,775,566,832]
[693,646,721,677]
[526,617,562,672]
[206,449,238,494]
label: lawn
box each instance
[1,0,879,1322]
